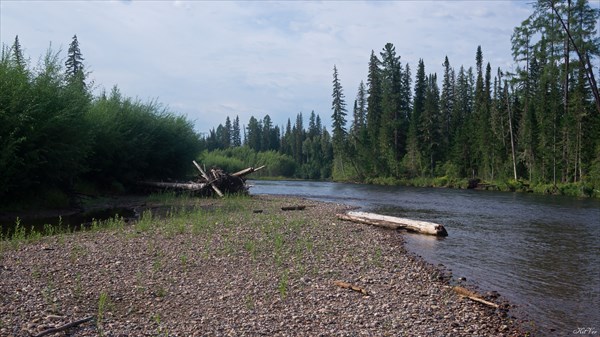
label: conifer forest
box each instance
[1,0,599,205]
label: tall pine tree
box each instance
[11,36,26,69]
[331,65,348,177]
[366,51,384,175]
[379,43,405,176]
[232,115,242,146]
[405,59,426,177]
[440,56,455,158]
[65,34,86,90]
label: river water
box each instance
[250,180,600,335]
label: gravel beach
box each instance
[0,195,528,336]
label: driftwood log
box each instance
[281,205,306,211]
[193,160,224,197]
[333,280,368,295]
[138,181,207,191]
[140,162,264,197]
[232,166,266,177]
[337,211,448,236]
[33,316,95,337]
[453,286,499,308]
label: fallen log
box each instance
[193,160,224,197]
[140,162,262,196]
[333,280,368,295]
[209,167,248,194]
[336,213,401,230]
[337,211,448,236]
[33,316,95,337]
[453,286,499,308]
[232,165,266,178]
[281,205,306,211]
[139,181,207,191]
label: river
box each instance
[250,180,600,336]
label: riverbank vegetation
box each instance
[2,1,599,206]
[0,35,202,207]
[201,1,600,198]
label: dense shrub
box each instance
[0,43,202,203]
[199,147,297,178]
[255,151,297,177]
[201,150,246,173]
[1,47,91,200]
[85,88,201,185]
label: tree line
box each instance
[2,0,598,203]
[0,35,202,205]
[200,111,333,179]
[332,0,599,193]
[203,0,600,196]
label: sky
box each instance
[2,0,542,134]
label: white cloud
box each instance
[1,0,535,132]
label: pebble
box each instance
[0,196,527,336]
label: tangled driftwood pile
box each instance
[141,160,264,197]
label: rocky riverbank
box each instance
[0,195,529,336]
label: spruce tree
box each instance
[405,59,426,177]
[489,69,508,180]
[472,46,494,178]
[293,113,304,164]
[350,81,368,150]
[331,65,348,142]
[215,124,227,149]
[451,66,475,177]
[246,116,262,151]
[366,50,383,174]
[223,116,232,148]
[11,35,26,69]
[379,43,405,175]
[400,63,412,136]
[440,56,455,158]
[308,111,319,138]
[281,119,293,156]
[262,115,273,151]
[413,59,427,152]
[232,115,242,147]
[420,74,441,176]
[349,80,369,177]
[511,17,534,108]
[271,124,281,152]
[354,81,367,131]
[65,34,86,89]
[331,65,348,176]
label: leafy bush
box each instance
[201,151,246,173]
[558,183,584,197]
[581,184,596,198]
[199,147,297,178]
[532,184,558,195]
[440,161,460,179]
[1,41,202,203]
[447,178,469,189]
[0,46,91,201]
[368,176,402,186]
[433,176,449,187]
[84,87,202,187]
[256,151,297,177]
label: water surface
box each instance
[250,180,600,335]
